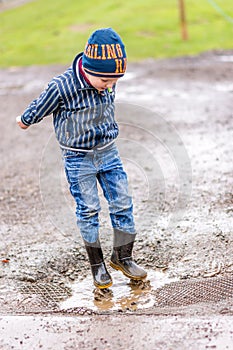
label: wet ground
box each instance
[0,51,233,348]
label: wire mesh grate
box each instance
[154,274,233,307]
[19,282,72,306]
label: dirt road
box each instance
[0,51,233,349]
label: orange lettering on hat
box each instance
[115,44,123,58]
[115,59,123,73]
[85,44,92,58]
[91,44,96,59]
[93,44,101,59]
[115,58,127,73]
[106,44,117,59]
[101,45,106,60]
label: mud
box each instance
[0,50,233,349]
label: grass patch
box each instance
[0,0,233,66]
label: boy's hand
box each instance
[16,116,29,129]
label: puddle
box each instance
[60,269,178,312]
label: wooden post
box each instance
[178,0,188,40]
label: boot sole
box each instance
[110,261,147,280]
[94,280,113,289]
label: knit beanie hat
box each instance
[82,28,127,78]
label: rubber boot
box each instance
[84,240,113,289]
[110,229,147,280]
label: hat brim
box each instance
[83,66,125,78]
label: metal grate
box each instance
[19,282,72,306]
[154,274,233,307]
[18,282,96,315]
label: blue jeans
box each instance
[62,142,135,243]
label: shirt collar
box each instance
[72,52,91,89]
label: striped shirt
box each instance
[21,53,119,150]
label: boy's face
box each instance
[84,71,119,91]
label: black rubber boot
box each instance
[84,240,113,289]
[110,229,147,280]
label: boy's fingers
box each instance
[16,116,29,129]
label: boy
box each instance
[17,28,147,289]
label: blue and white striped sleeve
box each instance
[21,80,60,126]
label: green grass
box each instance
[0,0,233,66]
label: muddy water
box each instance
[60,270,178,312]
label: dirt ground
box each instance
[0,51,233,349]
